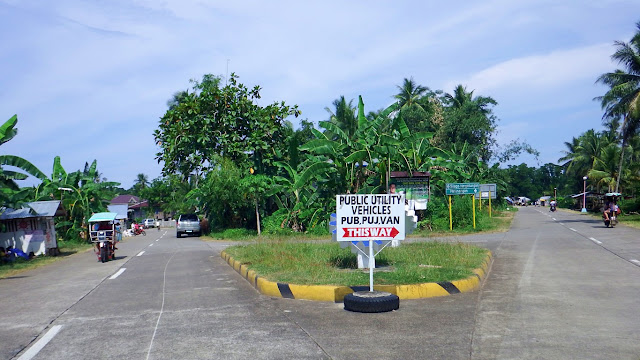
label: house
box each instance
[110,194,141,206]
[0,201,64,256]
[110,195,147,221]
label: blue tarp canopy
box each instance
[88,212,118,223]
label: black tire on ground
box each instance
[343,291,400,313]
[100,246,107,263]
[176,232,181,238]
[142,230,146,236]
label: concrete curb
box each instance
[221,250,492,302]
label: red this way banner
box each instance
[342,227,400,238]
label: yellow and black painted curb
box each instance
[221,250,492,302]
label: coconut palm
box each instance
[395,77,428,110]
[135,173,150,189]
[324,96,357,140]
[596,21,640,191]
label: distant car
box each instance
[143,219,155,228]
[176,214,200,238]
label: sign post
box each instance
[336,194,405,291]
[472,195,476,229]
[446,183,479,230]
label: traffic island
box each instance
[220,250,492,303]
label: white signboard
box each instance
[336,194,406,241]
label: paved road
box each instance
[1,208,639,359]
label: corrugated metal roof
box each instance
[88,212,118,222]
[107,204,128,219]
[0,201,62,220]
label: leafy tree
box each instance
[437,85,499,161]
[596,21,640,191]
[155,73,300,183]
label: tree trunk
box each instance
[615,143,626,193]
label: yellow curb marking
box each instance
[221,250,492,302]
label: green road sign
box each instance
[446,182,480,195]
[474,183,497,199]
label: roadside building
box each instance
[0,200,65,256]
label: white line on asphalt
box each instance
[570,228,577,232]
[559,223,564,225]
[631,259,640,265]
[589,237,602,245]
[156,239,159,242]
[137,251,145,257]
[149,243,153,247]
[552,218,556,221]
[18,325,62,360]
[109,268,126,279]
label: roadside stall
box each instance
[0,200,64,256]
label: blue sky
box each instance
[1,0,639,188]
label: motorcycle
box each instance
[603,192,622,228]
[88,212,118,263]
[133,226,146,236]
[604,213,618,228]
[550,204,556,212]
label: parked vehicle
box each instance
[176,213,201,238]
[89,212,118,263]
[143,218,155,228]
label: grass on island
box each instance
[0,241,93,279]
[224,241,488,286]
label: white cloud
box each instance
[447,43,615,94]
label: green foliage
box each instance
[31,156,120,242]
[0,115,48,210]
[155,73,300,181]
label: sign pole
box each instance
[489,190,492,217]
[449,195,453,230]
[479,194,482,211]
[369,239,375,291]
[472,194,476,229]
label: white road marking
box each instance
[569,228,577,232]
[156,239,159,242]
[137,251,145,257]
[18,325,63,360]
[589,237,602,245]
[630,259,640,265]
[109,268,126,279]
[519,232,540,289]
[559,223,564,226]
[149,244,153,247]
[552,218,556,221]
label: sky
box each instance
[1,0,640,189]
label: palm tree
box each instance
[395,77,428,110]
[324,96,357,140]
[595,21,640,192]
[135,173,150,190]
